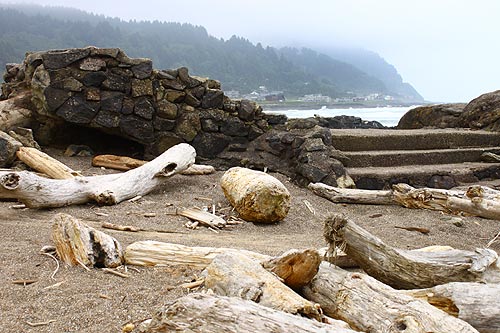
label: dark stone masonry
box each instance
[1,47,361,187]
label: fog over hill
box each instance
[0,3,423,101]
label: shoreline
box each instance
[260,101,424,111]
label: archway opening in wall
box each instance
[36,123,145,159]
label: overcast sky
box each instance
[2,0,499,102]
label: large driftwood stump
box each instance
[323,214,500,289]
[220,167,290,223]
[309,182,500,220]
[302,263,479,333]
[141,293,357,333]
[0,143,195,208]
[405,282,500,333]
[203,252,322,320]
[51,213,123,268]
[125,241,321,290]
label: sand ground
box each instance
[1,149,499,332]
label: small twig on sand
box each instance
[487,230,500,248]
[12,279,38,286]
[44,281,65,290]
[26,320,56,327]
[42,252,60,280]
[102,268,130,278]
[180,279,204,290]
[75,258,91,272]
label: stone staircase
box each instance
[332,128,500,189]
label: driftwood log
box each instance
[124,240,268,269]
[202,252,322,320]
[125,240,321,290]
[309,182,500,220]
[405,282,500,333]
[323,214,500,289]
[220,167,291,223]
[141,293,357,333]
[91,153,215,175]
[16,146,82,179]
[51,213,123,268]
[0,143,195,208]
[303,263,479,333]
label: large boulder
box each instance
[397,104,466,129]
[458,90,500,130]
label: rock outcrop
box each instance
[398,90,500,131]
[397,103,466,129]
[458,90,500,131]
[1,47,265,159]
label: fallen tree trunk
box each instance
[405,282,500,333]
[125,240,321,290]
[303,263,479,333]
[323,214,500,289]
[0,143,195,208]
[16,146,82,179]
[91,154,215,175]
[203,252,322,320]
[141,293,357,333]
[309,182,500,220]
[220,167,291,223]
[51,213,123,268]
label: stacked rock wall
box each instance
[1,47,266,159]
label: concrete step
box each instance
[331,128,500,151]
[347,162,500,189]
[343,147,500,167]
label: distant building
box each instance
[299,94,332,103]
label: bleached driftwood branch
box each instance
[405,282,500,333]
[202,252,322,321]
[141,293,357,333]
[0,143,195,208]
[322,214,500,289]
[16,146,82,179]
[309,182,500,220]
[302,263,479,333]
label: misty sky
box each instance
[2,0,499,102]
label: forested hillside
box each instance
[0,4,423,101]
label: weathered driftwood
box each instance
[303,263,479,333]
[176,207,226,228]
[124,240,320,290]
[0,93,33,131]
[323,214,500,289]
[220,166,290,223]
[261,248,321,289]
[203,252,322,320]
[16,146,82,179]
[310,182,500,220]
[141,293,357,333]
[92,153,215,175]
[51,213,123,268]
[0,143,195,208]
[405,282,500,333]
[124,240,268,269]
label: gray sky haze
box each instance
[1,0,499,102]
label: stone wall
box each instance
[1,47,266,159]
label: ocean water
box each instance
[265,105,420,127]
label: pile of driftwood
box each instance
[2,125,500,331]
[48,211,500,333]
